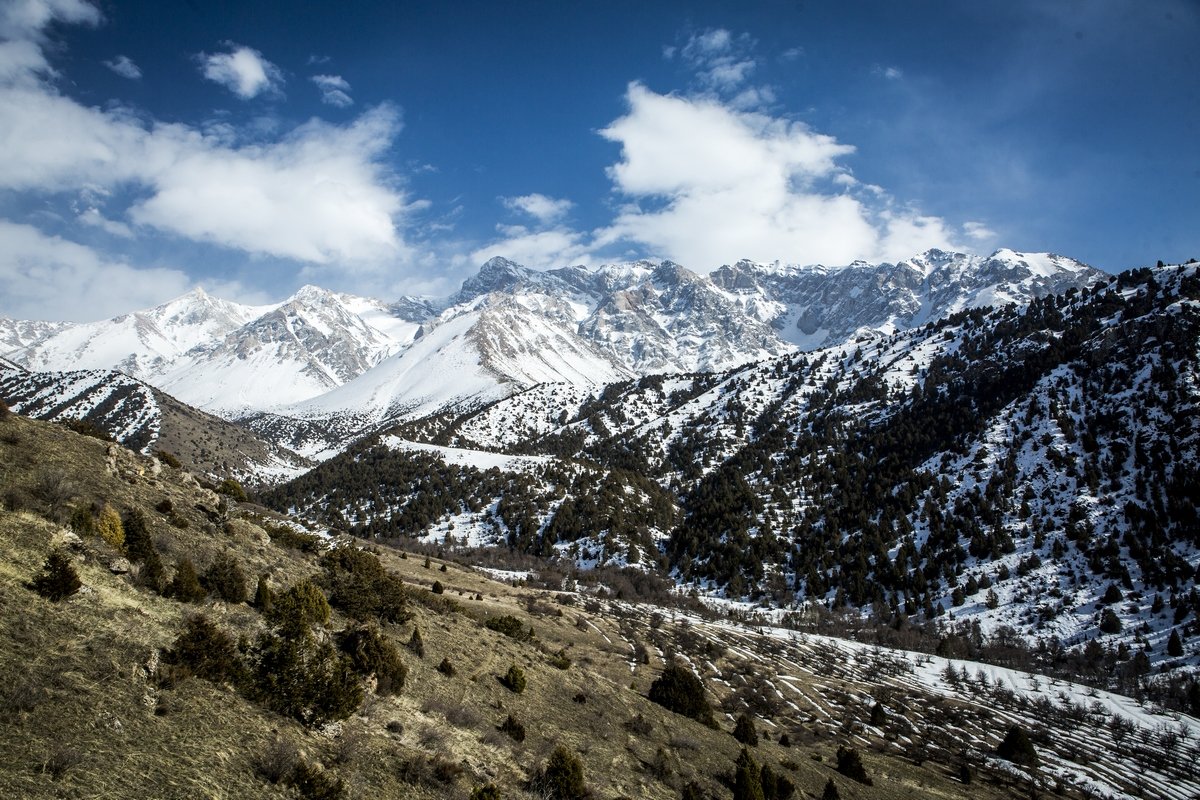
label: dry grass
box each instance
[0,413,1035,799]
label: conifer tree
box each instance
[1168,628,1184,657]
[268,579,331,638]
[733,713,758,746]
[407,626,425,658]
[95,503,124,549]
[254,575,275,614]
[535,746,585,800]
[648,663,717,728]
[733,748,764,800]
[167,558,206,603]
[835,746,872,784]
[31,548,81,601]
[202,552,248,603]
[997,724,1038,767]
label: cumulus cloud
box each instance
[103,54,140,79]
[130,107,410,264]
[0,16,415,270]
[0,220,193,321]
[0,0,99,40]
[311,73,352,107]
[198,43,283,99]
[501,193,573,224]
[594,82,960,268]
[0,0,99,86]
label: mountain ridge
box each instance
[1,248,1105,436]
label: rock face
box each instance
[710,248,1102,350]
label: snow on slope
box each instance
[9,288,266,380]
[289,294,633,425]
[0,364,160,450]
[380,435,550,472]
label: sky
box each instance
[0,0,1197,321]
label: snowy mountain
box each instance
[711,248,1100,350]
[10,287,264,381]
[1,248,1101,434]
[270,262,1200,664]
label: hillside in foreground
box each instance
[1,410,1198,799]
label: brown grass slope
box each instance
[0,411,1044,799]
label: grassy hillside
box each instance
[0,409,1190,799]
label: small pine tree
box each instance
[534,746,585,800]
[1100,609,1123,634]
[997,724,1038,767]
[167,558,207,603]
[648,663,717,728]
[268,579,331,638]
[431,580,444,594]
[68,504,97,537]
[870,702,887,727]
[216,478,248,503]
[407,627,425,658]
[31,548,81,601]
[168,614,243,683]
[1168,629,1184,657]
[336,624,407,696]
[498,714,526,742]
[250,631,363,727]
[821,778,840,800]
[254,575,275,614]
[760,764,794,800]
[733,748,764,800]
[470,784,501,800]
[733,713,758,746]
[501,665,526,694]
[835,746,872,785]
[95,503,124,549]
[121,508,165,591]
[203,552,248,603]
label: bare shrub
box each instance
[256,736,299,784]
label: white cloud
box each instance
[198,44,283,99]
[501,193,573,223]
[77,207,132,237]
[470,225,590,269]
[0,0,100,40]
[595,83,960,268]
[103,54,140,79]
[0,23,415,268]
[873,64,903,80]
[963,220,998,241]
[311,73,352,107]
[129,106,411,265]
[679,28,757,92]
[0,220,192,321]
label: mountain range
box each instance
[1,248,1101,452]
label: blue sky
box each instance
[0,0,1197,320]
